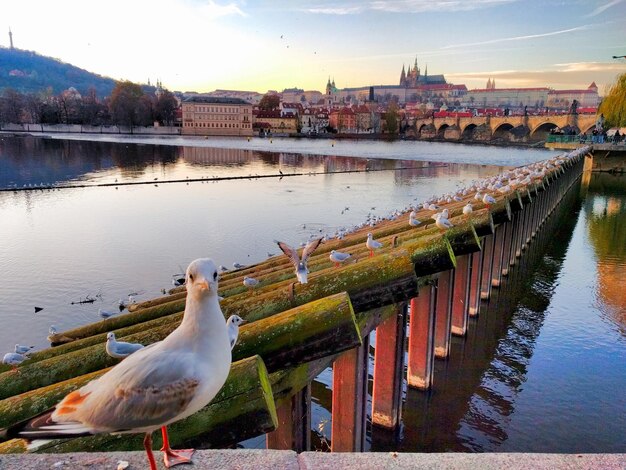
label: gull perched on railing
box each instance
[105,332,144,359]
[1,258,232,470]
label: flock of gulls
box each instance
[0,148,587,469]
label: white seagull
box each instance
[409,211,421,227]
[105,332,145,359]
[243,276,259,289]
[482,193,497,207]
[463,203,473,215]
[366,233,383,257]
[98,309,117,320]
[329,250,352,268]
[2,258,231,470]
[434,213,454,231]
[2,352,26,370]
[14,344,34,355]
[226,315,246,350]
[276,238,323,284]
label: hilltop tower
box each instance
[9,27,14,49]
[399,64,406,86]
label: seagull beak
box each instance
[197,279,210,291]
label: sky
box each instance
[2,0,626,95]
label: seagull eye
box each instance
[213,272,218,280]
[189,273,194,282]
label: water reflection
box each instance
[586,173,626,335]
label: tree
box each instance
[258,93,280,111]
[384,102,399,134]
[109,81,148,128]
[0,88,24,123]
[155,90,178,126]
[599,72,626,127]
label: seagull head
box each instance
[227,315,246,327]
[107,332,116,341]
[186,258,219,298]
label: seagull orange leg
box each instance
[369,249,373,257]
[144,432,158,470]
[160,426,194,468]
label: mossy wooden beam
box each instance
[469,210,495,237]
[446,223,481,256]
[0,356,276,453]
[0,292,361,399]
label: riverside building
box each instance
[182,96,253,136]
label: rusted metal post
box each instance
[331,336,370,452]
[266,383,311,452]
[451,255,470,336]
[372,303,407,429]
[434,270,454,358]
[480,233,495,300]
[407,284,436,390]
[491,223,507,288]
[468,250,483,317]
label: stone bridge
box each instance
[413,113,597,143]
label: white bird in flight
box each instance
[226,315,246,350]
[329,250,352,267]
[277,238,323,284]
[3,258,232,470]
[105,332,144,359]
[366,232,383,257]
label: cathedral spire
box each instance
[400,64,406,86]
[486,78,492,89]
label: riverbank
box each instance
[0,450,623,469]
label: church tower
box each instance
[486,78,492,89]
[400,64,406,86]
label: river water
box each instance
[0,134,624,453]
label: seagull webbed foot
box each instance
[161,448,195,468]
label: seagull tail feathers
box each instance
[1,408,93,442]
[296,271,308,284]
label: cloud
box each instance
[441,26,589,49]
[446,61,626,90]
[303,0,517,15]
[586,0,624,18]
[203,0,247,18]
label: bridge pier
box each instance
[434,271,454,358]
[451,255,471,336]
[372,303,407,429]
[266,384,311,452]
[331,337,370,452]
[480,234,495,300]
[468,250,483,317]
[407,285,436,390]
[491,224,507,288]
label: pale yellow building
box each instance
[182,96,253,136]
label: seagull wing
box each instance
[7,344,200,439]
[276,241,300,267]
[301,238,323,262]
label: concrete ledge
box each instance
[299,452,625,469]
[0,451,624,469]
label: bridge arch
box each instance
[493,123,514,141]
[417,123,430,135]
[530,122,559,141]
[437,124,449,138]
[461,123,477,140]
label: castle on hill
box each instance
[399,58,447,87]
